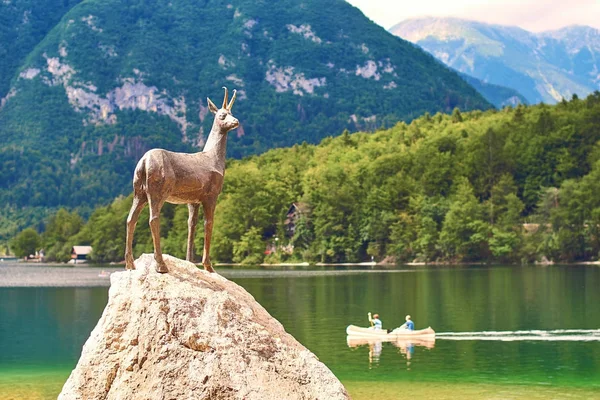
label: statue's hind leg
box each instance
[125,195,147,270]
[148,196,167,273]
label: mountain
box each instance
[389,17,600,104]
[0,0,84,100]
[0,0,490,219]
[459,72,527,108]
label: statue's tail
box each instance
[133,155,147,192]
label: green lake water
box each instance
[1,263,600,399]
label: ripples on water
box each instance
[436,329,600,341]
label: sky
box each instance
[346,0,600,32]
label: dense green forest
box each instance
[11,93,600,264]
[0,0,84,99]
[0,0,490,227]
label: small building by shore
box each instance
[284,202,310,238]
[71,246,93,264]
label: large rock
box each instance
[58,254,350,400]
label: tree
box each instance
[439,178,490,260]
[536,108,554,134]
[513,103,525,122]
[467,127,510,199]
[487,174,523,227]
[233,227,265,265]
[43,208,84,262]
[487,177,525,261]
[291,215,314,258]
[451,107,463,123]
[413,216,440,261]
[10,228,41,258]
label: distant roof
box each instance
[72,246,93,255]
[287,202,310,215]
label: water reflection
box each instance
[347,336,436,368]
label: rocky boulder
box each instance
[58,254,350,400]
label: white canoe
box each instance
[346,325,435,339]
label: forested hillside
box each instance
[17,93,600,264]
[0,0,491,233]
[0,0,84,99]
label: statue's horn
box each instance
[222,86,228,109]
[227,89,237,110]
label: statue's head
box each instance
[207,87,239,132]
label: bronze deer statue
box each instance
[124,87,238,273]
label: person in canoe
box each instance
[368,312,383,330]
[399,315,414,331]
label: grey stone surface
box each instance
[58,254,350,400]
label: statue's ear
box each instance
[207,97,218,114]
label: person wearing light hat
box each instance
[368,312,383,330]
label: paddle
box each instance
[368,312,374,327]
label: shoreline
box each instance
[6,259,600,267]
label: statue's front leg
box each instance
[187,204,200,263]
[202,201,216,273]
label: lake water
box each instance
[1,262,600,399]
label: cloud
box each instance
[346,0,600,32]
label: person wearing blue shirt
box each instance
[368,312,383,330]
[404,315,414,330]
